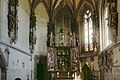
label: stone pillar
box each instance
[109,1,118,43]
[0,67,1,80]
[47,21,55,47]
[29,10,37,53]
[8,0,19,43]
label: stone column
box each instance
[47,21,55,47]
[8,0,19,43]
[29,10,37,53]
[109,1,118,43]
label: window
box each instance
[83,10,93,51]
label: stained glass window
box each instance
[83,11,93,51]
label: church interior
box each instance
[0,0,120,80]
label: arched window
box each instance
[83,10,93,51]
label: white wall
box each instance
[7,48,31,80]
[1,0,10,43]
[0,0,49,79]
[1,0,30,52]
[35,23,47,55]
[0,0,32,80]
[34,3,48,56]
[12,0,30,52]
[7,0,32,80]
[0,0,1,40]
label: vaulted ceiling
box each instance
[28,0,100,21]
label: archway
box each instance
[82,63,92,80]
[15,78,21,80]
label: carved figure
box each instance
[8,0,19,43]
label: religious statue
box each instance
[110,2,118,43]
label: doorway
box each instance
[15,78,21,80]
[82,63,92,80]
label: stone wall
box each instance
[34,3,48,56]
[117,0,120,41]
[0,0,9,43]
[0,0,1,40]
[13,0,30,52]
[98,0,120,79]
[0,0,33,80]
[98,42,120,80]
[7,47,32,80]
[0,67,1,80]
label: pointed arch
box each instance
[54,4,73,21]
[41,0,50,17]
[79,3,93,17]
[15,78,21,80]
[77,0,95,17]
